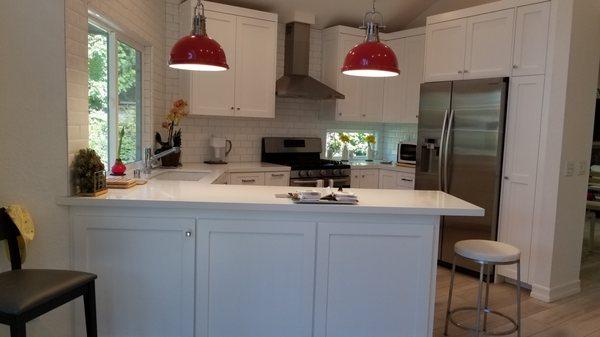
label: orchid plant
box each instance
[155,99,189,150]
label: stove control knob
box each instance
[319,170,327,176]
[307,170,316,177]
[299,170,308,177]
[332,169,341,176]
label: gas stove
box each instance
[261,137,351,187]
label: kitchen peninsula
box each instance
[59,165,482,337]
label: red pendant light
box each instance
[169,0,228,71]
[342,1,399,78]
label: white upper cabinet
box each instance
[382,38,406,123]
[179,2,277,118]
[234,16,277,118]
[188,11,237,116]
[335,33,364,121]
[383,33,424,123]
[424,19,467,82]
[402,34,425,123]
[464,9,515,79]
[512,2,551,76]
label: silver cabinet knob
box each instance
[185,231,193,237]
[458,70,463,74]
[463,69,469,73]
[513,64,519,69]
[503,176,509,180]
[230,106,234,110]
[236,107,240,110]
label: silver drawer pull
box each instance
[401,178,413,182]
[271,174,285,177]
[241,179,256,183]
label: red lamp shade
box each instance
[342,41,399,77]
[169,34,229,71]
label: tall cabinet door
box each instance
[424,19,467,82]
[234,16,277,118]
[188,11,237,116]
[512,2,551,76]
[463,9,515,79]
[196,219,316,337]
[403,34,425,123]
[497,75,545,283]
[382,38,407,123]
[72,215,196,337]
[336,34,364,121]
[360,77,384,121]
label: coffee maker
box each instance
[205,136,232,164]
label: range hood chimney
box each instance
[276,22,345,100]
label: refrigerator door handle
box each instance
[443,109,455,192]
[438,109,450,191]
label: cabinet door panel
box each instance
[72,216,196,337]
[197,220,316,337]
[336,34,364,121]
[189,11,236,116]
[351,169,362,188]
[235,17,277,118]
[424,19,467,82]
[512,2,550,76]
[379,170,398,189]
[314,222,437,337]
[265,171,290,186]
[464,9,515,79]
[403,35,425,123]
[382,38,406,123]
[497,75,544,283]
[361,77,384,121]
[360,169,380,189]
[229,172,265,185]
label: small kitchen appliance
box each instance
[397,142,417,165]
[261,137,351,188]
[205,136,232,164]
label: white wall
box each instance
[405,0,497,28]
[0,1,72,336]
[165,0,417,163]
[529,0,600,302]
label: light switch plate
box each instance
[579,161,588,176]
[565,161,575,177]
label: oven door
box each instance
[290,177,351,188]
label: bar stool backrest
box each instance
[0,207,22,270]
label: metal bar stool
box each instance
[444,240,521,337]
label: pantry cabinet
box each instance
[497,75,545,284]
[382,29,425,124]
[180,1,277,118]
[512,2,551,76]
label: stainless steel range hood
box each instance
[276,22,345,100]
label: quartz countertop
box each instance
[59,162,482,217]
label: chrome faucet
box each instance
[143,146,181,174]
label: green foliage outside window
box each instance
[326,131,376,158]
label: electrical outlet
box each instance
[565,161,575,177]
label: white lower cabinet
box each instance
[379,170,415,189]
[351,169,379,188]
[265,171,291,186]
[314,222,438,337]
[196,220,316,337]
[227,171,289,186]
[72,215,196,337]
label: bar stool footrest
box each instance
[448,306,518,336]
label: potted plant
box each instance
[111,127,127,175]
[73,148,107,196]
[339,133,350,161]
[155,99,189,167]
[365,134,376,161]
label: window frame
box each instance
[88,18,144,166]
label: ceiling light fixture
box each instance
[341,0,399,78]
[169,0,229,71]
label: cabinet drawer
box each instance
[265,171,290,186]
[229,173,265,185]
[397,173,415,189]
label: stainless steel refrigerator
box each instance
[415,78,508,272]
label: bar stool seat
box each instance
[455,240,520,263]
[445,240,522,337]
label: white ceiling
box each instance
[209,0,439,31]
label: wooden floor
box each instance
[434,256,600,337]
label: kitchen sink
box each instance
[153,171,210,181]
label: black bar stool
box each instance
[444,239,521,337]
[0,208,98,337]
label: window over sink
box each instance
[88,21,142,167]
[325,131,377,159]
